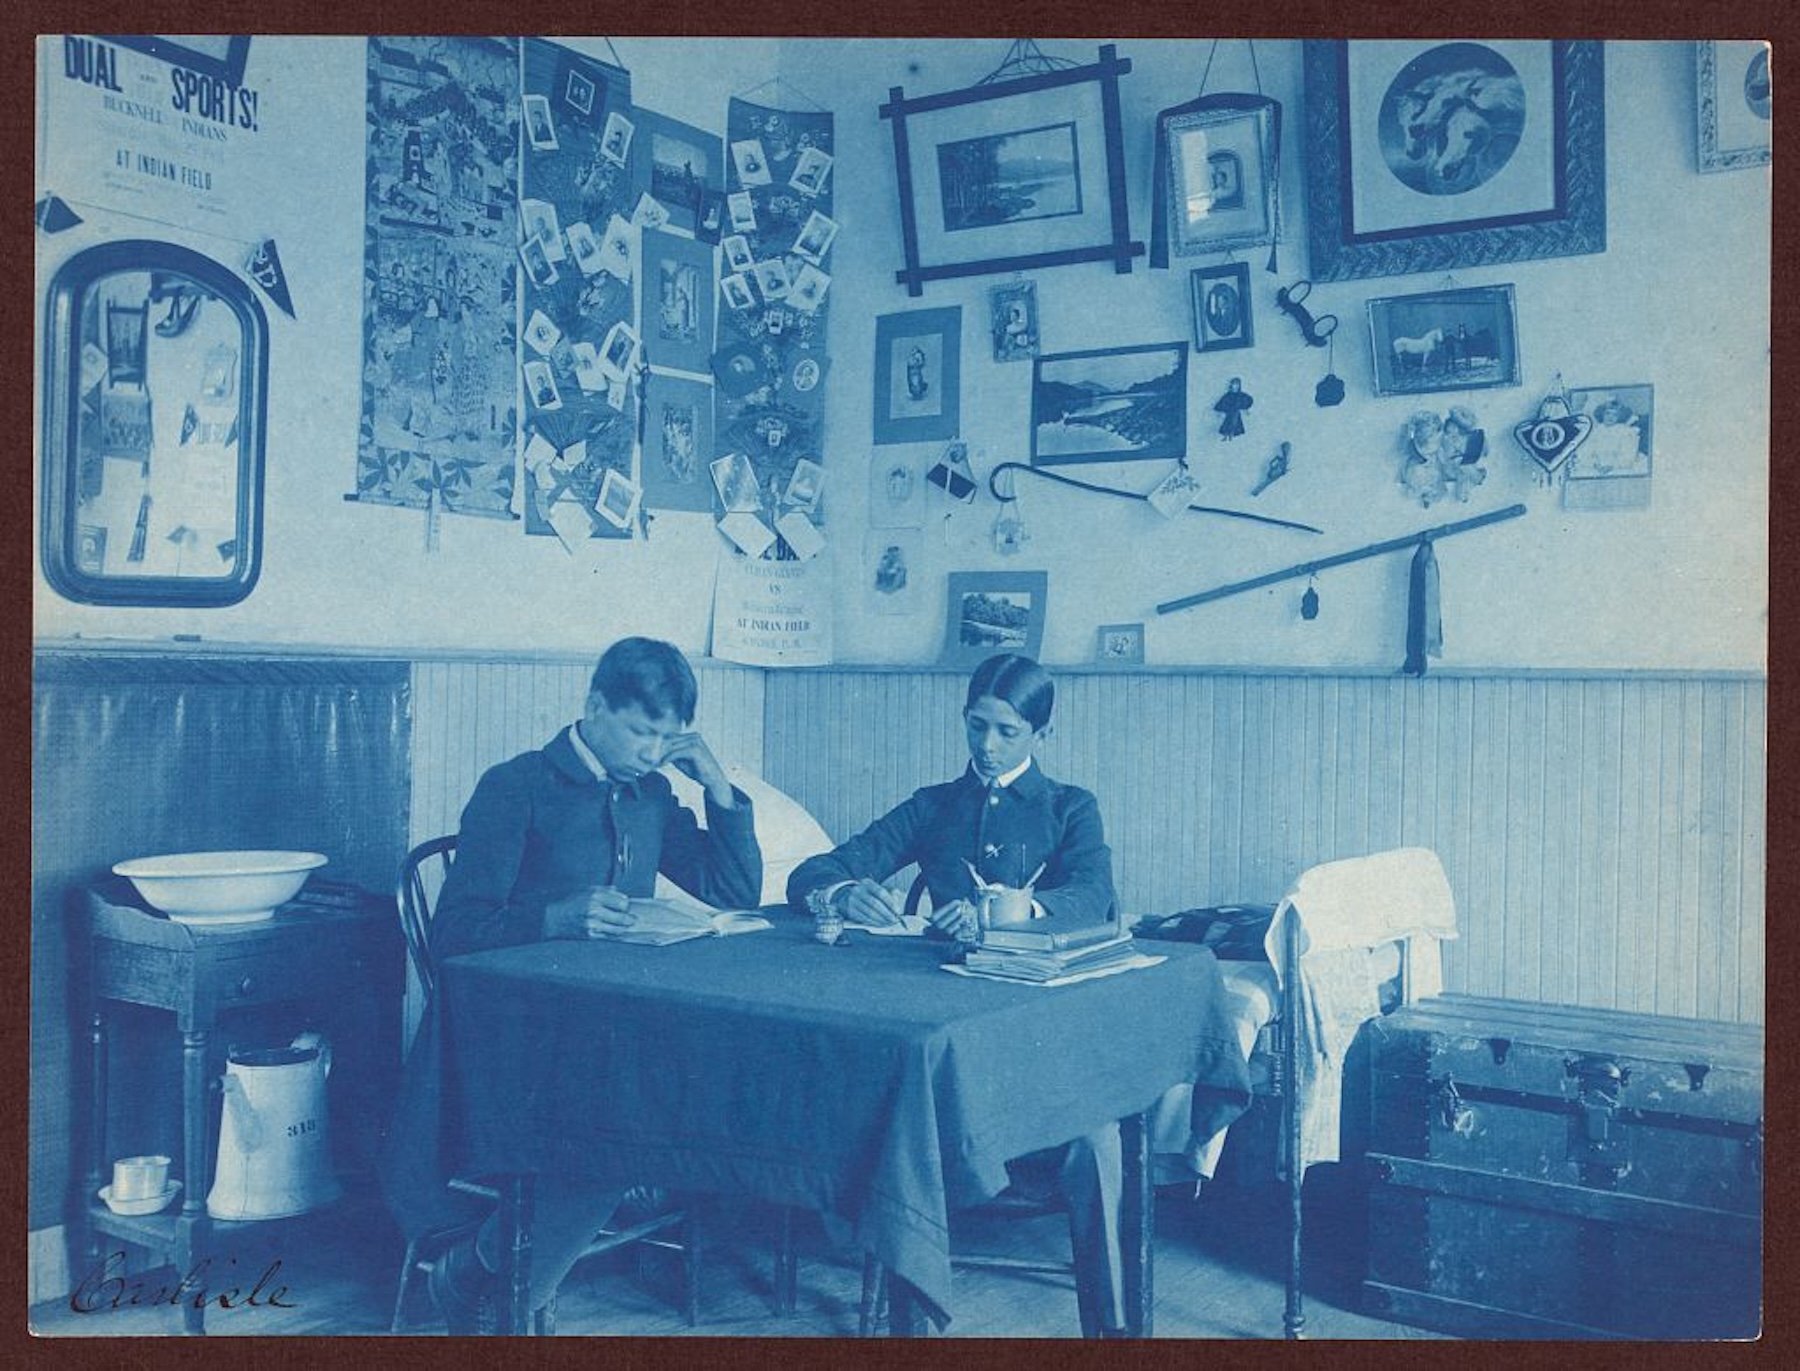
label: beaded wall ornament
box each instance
[991,464,1029,554]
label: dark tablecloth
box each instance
[382,921,1250,1326]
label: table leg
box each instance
[496,1174,535,1336]
[86,1007,107,1266]
[179,1028,210,1335]
[1120,1110,1153,1338]
[883,1268,928,1337]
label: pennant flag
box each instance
[35,194,82,234]
[245,238,296,318]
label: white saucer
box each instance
[99,1180,181,1217]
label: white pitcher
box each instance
[206,1031,343,1220]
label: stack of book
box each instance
[964,913,1139,983]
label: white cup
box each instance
[982,885,1035,928]
[112,1154,171,1202]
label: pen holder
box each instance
[980,884,1035,929]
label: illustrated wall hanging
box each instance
[879,42,1143,296]
[710,94,834,559]
[516,39,638,544]
[873,307,960,445]
[353,36,520,520]
[1303,39,1606,282]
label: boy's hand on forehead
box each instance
[661,731,734,806]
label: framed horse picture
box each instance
[1303,40,1605,282]
[1366,283,1518,397]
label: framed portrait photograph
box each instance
[1165,102,1279,258]
[1303,39,1606,282]
[1190,261,1254,352]
[873,306,961,445]
[1563,383,1653,510]
[1095,622,1145,664]
[879,44,1143,296]
[1366,284,1519,397]
[630,110,723,232]
[1029,341,1188,466]
[987,280,1040,363]
[940,570,1048,667]
[639,229,714,376]
[1697,41,1771,172]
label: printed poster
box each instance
[711,549,833,667]
[354,36,519,517]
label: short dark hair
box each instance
[589,638,698,724]
[965,653,1054,731]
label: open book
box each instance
[603,898,774,946]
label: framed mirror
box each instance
[41,239,267,606]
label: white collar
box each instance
[567,722,614,785]
[982,756,1033,789]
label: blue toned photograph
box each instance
[1029,342,1188,466]
[936,122,1083,232]
[1367,284,1519,397]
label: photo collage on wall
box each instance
[354,36,521,519]
[711,98,835,561]
[516,39,640,543]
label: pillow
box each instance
[655,762,834,909]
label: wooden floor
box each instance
[32,1175,1446,1339]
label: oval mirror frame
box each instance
[41,239,268,607]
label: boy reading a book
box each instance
[413,637,762,1330]
[786,654,1129,1335]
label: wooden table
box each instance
[78,880,400,1334]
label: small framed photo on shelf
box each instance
[1697,41,1771,172]
[1190,262,1254,352]
[1366,284,1518,398]
[940,570,1047,668]
[1095,622,1145,664]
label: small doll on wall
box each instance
[1214,376,1253,440]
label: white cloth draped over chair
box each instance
[1266,846,1458,1172]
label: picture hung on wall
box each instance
[1367,284,1518,397]
[1303,39,1606,282]
[639,229,715,377]
[1163,99,1281,260]
[1190,261,1254,352]
[864,527,924,616]
[1697,41,1771,172]
[868,452,926,528]
[873,306,961,444]
[987,279,1040,363]
[640,370,715,513]
[1095,622,1145,664]
[629,109,724,232]
[940,570,1048,667]
[1563,383,1653,510]
[1029,341,1188,466]
[878,43,1143,296]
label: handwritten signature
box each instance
[70,1251,296,1314]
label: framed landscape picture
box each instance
[940,570,1047,667]
[879,44,1143,296]
[1367,284,1519,397]
[630,110,724,233]
[1303,39,1605,281]
[1029,341,1188,466]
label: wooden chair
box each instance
[388,836,699,1334]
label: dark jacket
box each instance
[434,727,762,958]
[786,762,1115,922]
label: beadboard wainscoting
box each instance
[761,670,1765,1026]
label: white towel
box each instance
[1264,848,1459,1172]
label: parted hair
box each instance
[589,637,699,723]
[965,653,1054,731]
